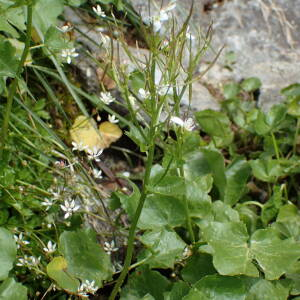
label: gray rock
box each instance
[132,0,300,110]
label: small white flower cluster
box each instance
[100,91,115,105]
[93,4,106,17]
[87,147,103,162]
[147,0,176,32]
[60,199,80,219]
[108,114,119,123]
[43,241,57,254]
[16,255,41,269]
[92,168,103,179]
[14,233,30,249]
[170,116,195,131]
[77,280,99,297]
[61,48,79,64]
[56,23,73,33]
[103,240,119,255]
[41,187,63,211]
[72,141,88,152]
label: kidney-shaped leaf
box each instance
[250,228,300,280]
[139,228,186,269]
[194,275,247,300]
[59,228,113,287]
[201,222,258,277]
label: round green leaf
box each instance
[0,278,27,300]
[0,227,17,280]
[241,77,262,92]
[59,228,113,287]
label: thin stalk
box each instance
[0,4,33,155]
[293,118,300,155]
[271,132,280,160]
[109,130,156,300]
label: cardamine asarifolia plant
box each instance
[1,0,300,299]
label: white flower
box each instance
[56,24,73,33]
[14,233,30,249]
[43,241,57,254]
[122,171,130,177]
[108,114,119,123]
[41,198,54,211]
[16,255,40,269]
[100,32,110,45]
[103,240,119,255]
[60,199,80,219]
[100,91,115,105]
[61,48,79,64]
[72,141,88,152]
[92,168,103,179]
[87,147,103,162]
[148,0,176,32]
[170,116,195,131]
[78,280,98,297]
[138,88,150,99]
[93,4,106,17]
[186,26,195,41]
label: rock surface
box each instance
[133,0,300,110]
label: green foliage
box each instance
[0,228,17,280]
[59,228,113,287]
[1,0,300,298]
[0,278,27,300]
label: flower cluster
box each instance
[77,280,99,297]
[60,199,80,219]
[103,240,119,255]
[16,255,41,269]
[61,48,78,64]
[170,116,195,131]
[14,233,30,249]
[147,0,176,32]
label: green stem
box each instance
[293,118,300,155]
[109,133,156,300]
[0,4,33,156]
[271,132,280,160]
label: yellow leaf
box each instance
[70,115,122,150]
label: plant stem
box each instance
[0,4,33,156]
[271,132,280,160]
[109,131,156,300]
[293,118,300,155]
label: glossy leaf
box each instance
[59,228,113,287]
[139,228,186,269]
[138,194,186,229]
[164,281,190,300]
[46,256,79,293]
[251,228,300,280]
[241,77,262,92]
[181,253,216,284]
[250,159,282,183]
[184,149,226,199]
[195,110,233,146]
[201,222,258,277]
[0,38,19,77]
[0,278,27,300]
[246,279,290,300]
[120,265,171,300]
[0,227,17,280]
[194,275,247,300]
[224,159,251,206]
